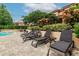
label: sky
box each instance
[4,3,70,22]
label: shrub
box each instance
[27,26,41,30]
[0,25,27,29]
[13,25,28,29]
[27,23,72,31]
[14,26,27,29]
[53,24,72,31]
[42,24,72,31]
[0,25,14,29]
[42,25,51,30]
[74,23,79,38]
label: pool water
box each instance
[0,32,12,36]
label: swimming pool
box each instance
[0,32,12,36]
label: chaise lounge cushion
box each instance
[50,41,72,53]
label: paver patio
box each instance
[0,32,79,56]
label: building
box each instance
[52,4,74,23]
[15,20,25,26]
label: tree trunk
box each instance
[62,18,65,23]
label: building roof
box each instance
[52,3,73,13]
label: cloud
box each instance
[24,3,58,14]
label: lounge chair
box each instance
[31,30,52,48]
[47,30,74,56]
[21,30,28,37]
[21,30,29,41]
[21,30,41,43]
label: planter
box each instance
[26,29,61,41]
[51,32,61,41]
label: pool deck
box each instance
[0,32,79,56]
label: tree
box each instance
[57,3,79,24]
[45,13,58,24]
[23,10,47,24]
[70,3,79,10]
[23,10,58,25]
[62,10,71,24]
[68,3,79,27]
[0,4,13,25]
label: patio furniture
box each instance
[21,30,28,36]
[21,30,41,43]
[21,30,29,41]
[31,30,52,48]
[47,30,74,56]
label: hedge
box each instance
[0,24,72,31]
[27,23,72,31]
[0,25,27,29]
